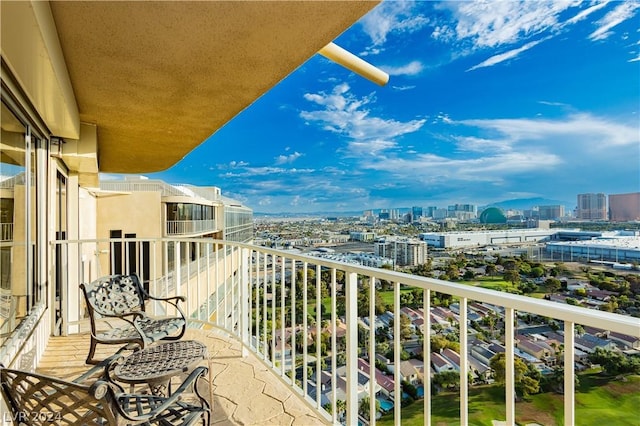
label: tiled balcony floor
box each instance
[37,329,328,426]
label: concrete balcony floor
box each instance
[37,329,328,426]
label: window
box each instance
[0,99,46,349]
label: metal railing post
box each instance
[505,307,515,424]
[460,297,468,426]
[241,248,250,357]
[564,321,575,425]
[345,271,358,426]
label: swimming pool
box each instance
[377,398,394,412]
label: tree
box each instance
[402,381,418,400]
[359,396,380,420]
[530,266,545,278]
[412,262,432,277]
[400,291,415,307]
[545,277,561,294]
[433,370,460,390]
[485,263,497,276]
[504,270,521,286]
[336,399,346,419]
[588,347,640,375]
[519,262,532,276]
[490,353,541,397]
[446,262,460,280]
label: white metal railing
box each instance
[0,223,13,241]
[100,180,221,200]
[165,219,217,236]
[51,237,640,425]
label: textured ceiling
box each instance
[50,1,379,173]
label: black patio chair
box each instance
[0,364,210,425]
[80,274,186,364]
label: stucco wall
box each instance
[96,191,162,239]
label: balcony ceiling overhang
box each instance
[49,1,379,173]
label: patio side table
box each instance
[113,340,209,397]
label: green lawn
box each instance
[378,288,414,307]
[377,374,640,426]
[469,276,515,291]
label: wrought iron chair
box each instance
[0,364,210,425]
[80,274,187,364]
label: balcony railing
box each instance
[0,223,12,241]
[165,219,217,236]
[100,180,221,200]
[51,237,639,425]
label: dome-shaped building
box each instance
[479,207,507,224]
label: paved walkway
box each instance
[38,329,328,425]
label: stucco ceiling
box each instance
[49,1,378,173]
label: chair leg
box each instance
[86,338,99,365]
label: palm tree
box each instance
[359,395,381,420]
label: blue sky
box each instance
[148,1,640,214]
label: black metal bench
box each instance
[80,274,187,364]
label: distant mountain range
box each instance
[254,197,576,218]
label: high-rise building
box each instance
[538,205,565,220]
[411,206,423,221]
[374,237,428,266]
[447,203,477,220]
[609,192,640,222]
[577,193,607,220]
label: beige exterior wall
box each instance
[95,191,162,276]
[96,191,163,239]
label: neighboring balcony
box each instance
[39,238,640,425]
[0,222,12,241]
[165,219,217,236]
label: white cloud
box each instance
[454,136,512,154]
[438,1,574,48]
[458,113,639,147]
[223,166,315,178]
[392,85,417,91]
[566,1,610,25]
[467,38,547,71]
[589,2,640,41]
[300,83,425,154]
[629,55,640,62]
[363,151,562,183]
[360,1,429,48]
[354,111,638,196]
[274,151,303,165]
[347,139,397,156]
[381,61,424,76]
[538,100,571,107]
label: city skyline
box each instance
[136,1,639,214]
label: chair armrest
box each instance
[147,294,186,303]
[144,295,187,321]
[110,366,209,422]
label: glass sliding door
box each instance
[0,99,47,351]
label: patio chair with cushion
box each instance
[80,274,187,364]
[0,364,210,425]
